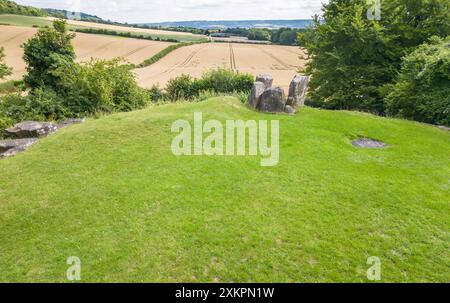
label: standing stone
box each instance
[256,87,286,113]
[248,82,266,108]
[5,121,58,138]
[287,75,309,107]
[256,74,273,89]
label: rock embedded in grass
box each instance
[6,121,58,138]
[284,105,296,115]
[0,138,38,158]
[352,138,387,148]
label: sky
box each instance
[15,0,326,23]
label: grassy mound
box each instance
[0,97,448,282]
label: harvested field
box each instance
[135,42,308,91]
[0,25,174,81]
[49,17,207,42]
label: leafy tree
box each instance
[248,29,271,41]
[0,47,12,80]
[385,36,450,126]
[22,19,76,89]
[302,0,450,114]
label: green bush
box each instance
[0,47,11,80]
[50,58,150,115]
[385,37,450,126]
[163,69,253,101]
[22,19,76,89]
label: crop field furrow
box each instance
[77,41,118,59]
[251,45,292,70]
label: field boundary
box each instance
[135,41,209,69]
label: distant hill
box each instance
[139,19,312,30]
[0,0,47,16]
[42,8,103,22]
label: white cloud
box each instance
[15,0,326,23]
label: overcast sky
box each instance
[15,0,326,23]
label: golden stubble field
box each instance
[0,25,174,80]
[1,25,307,91]
[135,42,307,91]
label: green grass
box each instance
[0,97,448,282]
[0,14,207,43]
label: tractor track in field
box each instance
[0,31,32,44]
[251,45,291,70]
[145,44,206,80]
[77,41,118,59]
[229,43,237,72]
[121,44,153,59]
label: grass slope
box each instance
[0,97,448,282]
[0,14,206,42]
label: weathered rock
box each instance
[284,105,296,115]
[248,82,266,108]
[256,74,273,89]
[256,87,286,113]
[57,118,86,129]
[286,75,309,107]
[352,138,387,148]
[0,138,38,158]
[6,121,58,138]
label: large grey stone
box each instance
[248,82,266,108]
[256,87,286,113]
[286,75,309,107]
[0,138,38,158]
[6,121,58,138]
[256,74,273,89]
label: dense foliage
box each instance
[271,28,301,45]
[301,0,450,122]
[0,0,47,16]
[0,47,11,79]
[385,37,450,126]
[247,28,271,41]
[157,68,253,101]
[22,19,76,88]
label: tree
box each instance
[302,0,450,114]
[385,37,450,126]
[248,29,271,41]
[22,19,76,88]
[0,47,12,80]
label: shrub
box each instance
[164,69,253,101]
[385,37,450,126]
[22,19,76,88]
[0,47,11,80]
[50,58,150,115]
